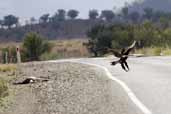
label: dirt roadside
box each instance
[1,61,141,114]
[1,62,113,114]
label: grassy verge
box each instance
[40,39,90,60]
[0,64,16,72]
[135,47,171,56]
[0,64,16,111]
[0,39,90,61]
[0,78,8,100]
[0,77,9,110]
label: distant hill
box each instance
[128,0,171,13]
[0,19,104,42]
[2,0,171,42]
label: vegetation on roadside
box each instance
[0,64,16,111]
[0,78,9,105]
[0,64,16,72]
[21,32,53,61]
[1,2,171,58]
[40,39,89,60]
[21,34,89,61]
[135,47,171,56]
[0,38,89,63]
[86,22,171,56]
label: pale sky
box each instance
[0,0,136,20]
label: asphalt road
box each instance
[73,56,171,114]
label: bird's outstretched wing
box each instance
[123,41,136,55]
[107,48,122,58]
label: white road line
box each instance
[48,59,152,114]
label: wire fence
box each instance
[0,55,17,64]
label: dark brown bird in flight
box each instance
[108,41,136,72]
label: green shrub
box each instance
[23,32,53,61]
[86,23,171,57]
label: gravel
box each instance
[2,62,141,114]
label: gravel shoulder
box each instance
[2,62,142,114]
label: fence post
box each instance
[5,51,8,64]
[16,46,21,63]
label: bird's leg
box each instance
[124,61,129,71]
[121,62,128,72]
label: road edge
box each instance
[48,59,152,114]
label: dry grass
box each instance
[0,64,17,111]
[41,39,90,60]
[0,64,16,72]
[0,39,90,61]
[162,48,171,55]
[135,47,171,56]
[0,42,21,49]
[0,78,8,99]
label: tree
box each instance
[121,7,129,19]
[152,11,163,22]
[50,9,66,23]
[30,17,37,24]
[143,7,153,20]
[39,13,49,23]
[159,17,169,29]
[57,9,66,21]
[89,9,99,20]
[128,11,140,23]
[3,15,18,28]
[0,20,3,28]
[23,33,51,61]
[100,10,115,21]
[67,9,79,19]
[87,25,114,56]
[50,13,58,23]
[87,25,105,56]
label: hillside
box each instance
[0,19,103,42]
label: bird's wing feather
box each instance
[124,41,136,55]
[107,49,122,58]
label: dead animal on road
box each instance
[13,76,49,85]
[108,41,136,72]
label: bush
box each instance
[86,25,113,56]
[86,24,135,56]
[22,32,52,61]
[86,23,171,57]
